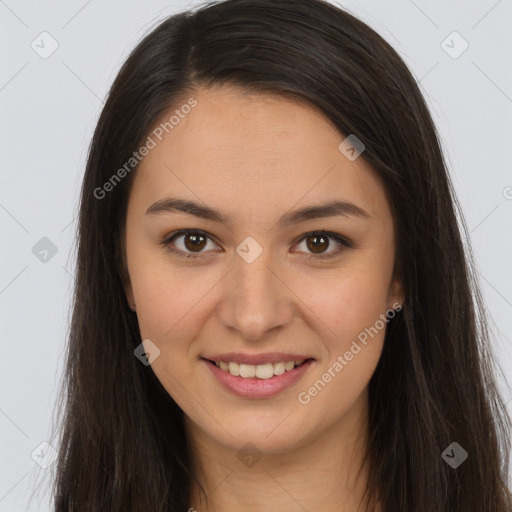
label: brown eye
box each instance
[306,233,330,254]
[294,231,352,260]
[183,232,208,252]
[161,230,219,258]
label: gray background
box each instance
[1,0,511,509]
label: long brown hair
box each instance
[47,0,512,510]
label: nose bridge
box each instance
[218,242,293,341]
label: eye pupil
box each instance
[307,234,329,254]
[185,233,207,251]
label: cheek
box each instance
[129,262,210,408]
[297,263,393,350]
[125,234,210,338]
[132,270,210,346]
[295,274,388,418]
[292,254,392,402]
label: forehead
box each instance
[129,86,389,223]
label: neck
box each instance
[186,389,378,512]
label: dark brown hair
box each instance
[46,0,512,510]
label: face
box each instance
[122,85,403,454]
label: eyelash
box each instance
[159,229,353,261]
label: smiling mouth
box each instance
[203,358,313,380]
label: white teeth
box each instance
[228,361,240,376]
[284,361,295,371]
[255,363,274,379]
[214,359,308,379]
[239,363,256,378]
[273,362,285,375]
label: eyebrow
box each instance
[146,197,372,227]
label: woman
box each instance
[50,0,512,510]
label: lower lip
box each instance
[202,358,314,399]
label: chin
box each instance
[195,411,317,455]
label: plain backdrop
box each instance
[1,0,511,510]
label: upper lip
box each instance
[202,352,315,365]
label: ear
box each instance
[116,229,136,311]
[124,278,135,311]
[120,263,136,311]
[387,261,405,310]
[388,277,404,310]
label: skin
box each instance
[122,85,403,512]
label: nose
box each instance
[216,248,295,342]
